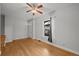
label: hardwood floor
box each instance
[0,35,5,55]
[1,38,78,56]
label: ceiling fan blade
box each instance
[26,10,32,12]
[37,5,43,8]
[26,3,33,8]
[36,10,43,14]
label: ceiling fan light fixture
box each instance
[32,10,37,13]
[26,3,43,15]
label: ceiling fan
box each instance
[26,3,43,15]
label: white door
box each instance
[27,20,33,38]
[5,25,13,42]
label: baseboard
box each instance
[35,38,79,55]
[5,40,13,43]
[5,37,30,43]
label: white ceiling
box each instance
[1,3,74,20]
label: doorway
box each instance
[27,19,33,38]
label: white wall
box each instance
[54,4,79,53]
[0,4,1,34]
[5,15,28,42]
[1,3,31,42]
[34,4,79,54]
[35,15,50,41]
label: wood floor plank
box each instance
[1,38,78,56]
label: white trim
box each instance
[5,40,12,43]
[35,39,79,55]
